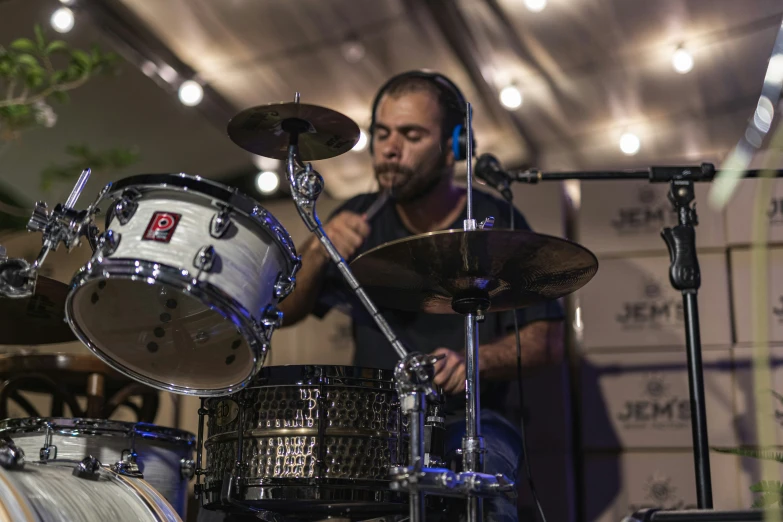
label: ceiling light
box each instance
[619,133,641,155]
[256,171,280,194]
[178,80,204,107]
[765,54,783,86]
[753,96,774,133]
[352,130,368,152]
[499,85,523,109]
[672,48,694,74]
[58,0,75,4]
[524,0,547,13]
[51,7,74,33]
[341,40,366,63]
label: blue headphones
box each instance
[368,70,474,161]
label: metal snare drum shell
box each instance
[201,365,410,516]
[64,173,301,397]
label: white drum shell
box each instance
[105,193,288,320]
[0,460,181,522]
[66,176,299,396]
[0,419,193,519]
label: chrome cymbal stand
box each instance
[283,95,515,522]
[0,168,104,299]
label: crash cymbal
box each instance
[350,229,598,314]
[0,276,75,344]
[228,102,360,161]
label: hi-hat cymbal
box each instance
[350,229,598,314]
[0,276,76,344]
[228,102,360,161]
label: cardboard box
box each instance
[583,451,742,521]
[578,180,726,255]
[725,178,783,246]
[580,253,732,349]
[580,350,736,450]
[730,246,783,344]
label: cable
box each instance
[510,201,547,522]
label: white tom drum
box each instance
[0,458,181,522]
[0,418,195,519]
[65,174,300,396]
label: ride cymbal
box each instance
[350,229,598,314]
[228,102,360,161]
[0,276,75,344]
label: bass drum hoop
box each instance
[65,258,268,396]
[0,417,195,446]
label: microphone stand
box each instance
[514,163,717,509]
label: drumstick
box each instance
[363,190,389,221]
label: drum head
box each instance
[68,277,258,395]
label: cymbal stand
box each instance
[0,168,104,299]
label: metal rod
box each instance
[683,292,713,508]
[65,168,91,208]
[408,392,427,522]
[465,103,474,222]
[463,312,483,522]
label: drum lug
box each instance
[273,272,296,300]
[96,230,122,257]
[257,304,282,340]
[73,455,102,480]
[209,210,232,238]
[180,458,196,479]
[114,189,141,225]
[111,450,144,479]
[193,245,217,273]
[0,437,25,470]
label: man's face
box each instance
[372,90,454,202]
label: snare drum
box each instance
[65,174,300,396]
[0,459,181,522]
[199,365,446,519]
[0,418,194,519]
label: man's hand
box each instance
[432,347,466,395]
[310,211,371,261]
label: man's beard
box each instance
[374,156,447,203]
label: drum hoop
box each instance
[101,173,300,273]
[0,418,195,447]
[65,258,268,396]
[114,471,183,522]
[228,364,397,389]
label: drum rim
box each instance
[0,417,195,446]
[65,257,268,397]
[102,172,301,274]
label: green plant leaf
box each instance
[15,54,39,68]
[49,90,69,104]
[45,40,68,56]
[750,480,783,493]
[752,491,781,508]
[10,38,36,53]
[713,446,783,462]
[70,50,91,72]
[34,25,45,50]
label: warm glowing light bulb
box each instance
[524,0,547,13]
[619,133,641,155]
[178,80,204,106]
[255,171,280,194]
[672,48,694,74]
[51,7,74,33]
[499,85,523,109]
[353,130,368,152]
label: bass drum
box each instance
[0,459,181,522]
[0,418,194,520]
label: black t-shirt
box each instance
[312,189,564,417]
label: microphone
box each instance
[475,153,513,201]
